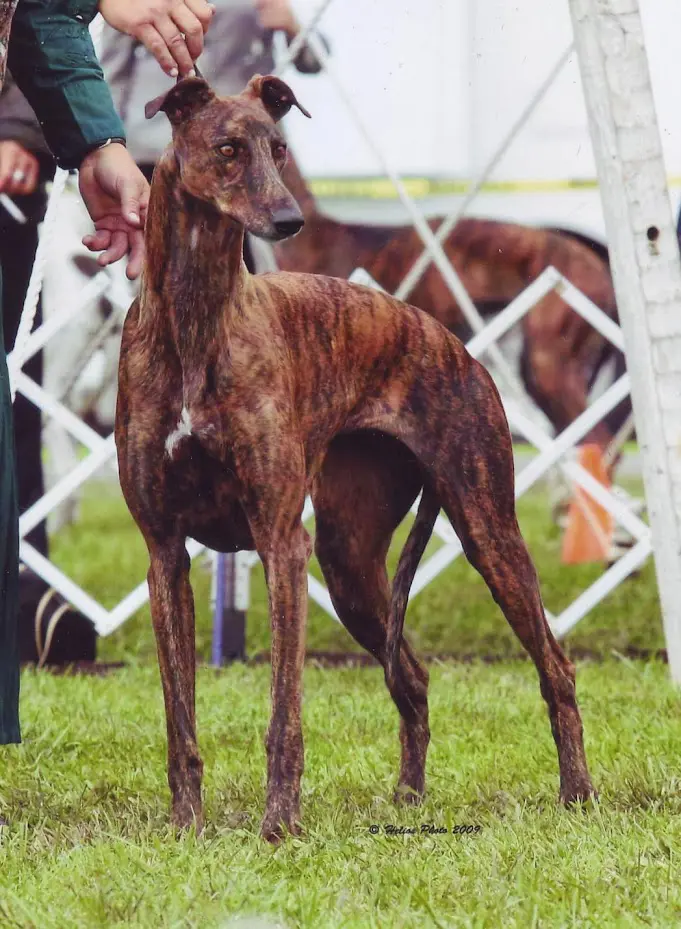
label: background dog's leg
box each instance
[314,438,429,804]
[520,300,611,448]
[147,539,203,830]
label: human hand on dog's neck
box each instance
[80,142,150,280]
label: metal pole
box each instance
[211,553,247,666]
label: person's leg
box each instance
[1,176,96,665]
[1,184,48,556]
[0,265,20,745]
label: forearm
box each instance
[8,0,125,169]
[0,76,50,155]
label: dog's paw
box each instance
[260,804,302,844]
[559,781,599,807]
[171,799,204,835]
[393,783,424,806]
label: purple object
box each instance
[211,553,226,666]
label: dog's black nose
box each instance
[272,208,304,238]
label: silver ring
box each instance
[11,169,25,183]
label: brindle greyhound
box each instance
[275,155,624,452]
[116,74,595,842]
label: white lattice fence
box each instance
[4,1,666,648]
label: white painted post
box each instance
[569,0,681,680]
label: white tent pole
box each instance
[569,0,681,681]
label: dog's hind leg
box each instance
[431,372,595,803]
[147,538,203,830]
[313,434,430,804]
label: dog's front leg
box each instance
[247,477,311,843]
[259,519,311,842]
[147,538,203,831]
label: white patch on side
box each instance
[190,225,200,251]
[165,406,192,458]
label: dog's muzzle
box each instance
[272,207,304,239]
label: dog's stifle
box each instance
[115,73,595,842]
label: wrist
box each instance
[78,138,127,170]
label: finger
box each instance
[118,178,147,228]
[0,147,16,193]
[186,0,215,32]
[136,23,180,77]
[155,15,195,77]
[126,229,146,280]
[99,229,129,266]
[83,229,113,252]
[93,215,130,231]
[17,157,38,196]
[171,5,204,61]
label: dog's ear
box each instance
[145,77,216,124]
[243,74,311,122]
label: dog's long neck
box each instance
[143,155,246,407]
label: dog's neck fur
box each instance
[143,154,247,407]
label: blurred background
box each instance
[283,0,681,238]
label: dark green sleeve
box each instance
[8,0,125,170]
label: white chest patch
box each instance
[165,406,193,458]
[189,225,200,251]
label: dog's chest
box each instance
[164,403,223,462]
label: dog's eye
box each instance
[273,143,287,160]
[218,143,237,159]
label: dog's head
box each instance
[145,74,310,241]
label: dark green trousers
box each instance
[0,264,20,745]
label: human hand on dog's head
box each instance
[79,143,150,280]
[99,0,216,79]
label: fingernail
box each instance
[188,69,196,78]
[128,212,140,224]
[170,67,179,77]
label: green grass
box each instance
[2,661,681,928]
[3,472,677,927]
[49,478,662,664]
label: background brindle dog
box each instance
[115,74,595,842]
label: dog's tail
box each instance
[385,483,440,691]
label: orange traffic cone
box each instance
[561,444,614,564]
